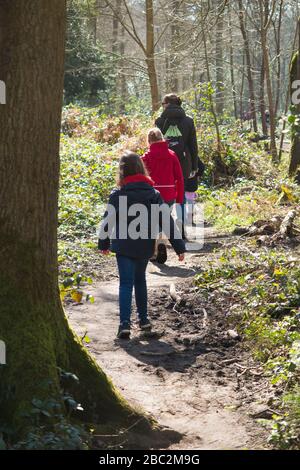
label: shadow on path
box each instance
[115,333,212,373]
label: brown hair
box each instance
[163,93,182,106]
[147,127,163,144]
[117,151,148,186]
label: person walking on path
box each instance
[155,93,199,239]
[142,128,184,263]
[185,157,205,226]
[98,151,186,339]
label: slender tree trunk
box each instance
[146,0,160,111]
[112,0,120,54]
[259,53,268,135]
[120,25,127,111]
[0,0,139,432]
[170,0,180,92]
[146,57,160,112]
[240,53,246,120]
[203,27,222,154]
[192,63,199,109]
[274,0,284,116]
[238,0,258,132]
[88,2,98,44]
[259,0,278,162]
[261,33,277,160]
[165,53,171,91]
[112,0,127,112]
[95,0,101,41]
[215,4,225,115]
[105,0,160,112]
[229,10,238,119]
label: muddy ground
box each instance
[67,228,271,450]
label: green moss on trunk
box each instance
[0,268,145,437]
[65,326,145,427]
[290,52,298,84]
[0,277,66,428]
[289,52,300,178]
[0,0,149,443]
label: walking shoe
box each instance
[156,243,167,264]
[117,322,131,339]
[139,319,152,332]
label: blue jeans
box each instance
[116,255,149,325]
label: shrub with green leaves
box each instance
[2,371,92,450]
[194,247,300,448]
[59,135,118,241]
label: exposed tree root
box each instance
[232,210,300,246]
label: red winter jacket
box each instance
[142,141,184,204]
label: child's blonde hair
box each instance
[148,127,164,145]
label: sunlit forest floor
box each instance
[59,107,300,450]
[67,226,270,450]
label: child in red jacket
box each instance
[142,128,184,263]
[142,128,184,205]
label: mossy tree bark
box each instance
[0,0,140,433]
[289,19,300,179]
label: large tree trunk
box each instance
[146,0,160,112]
[0,0,140,433]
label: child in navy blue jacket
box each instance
[98,151,186,339]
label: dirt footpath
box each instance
[67,229,269,450]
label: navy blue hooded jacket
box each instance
[98,174,186,260]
